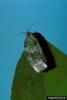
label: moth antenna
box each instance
[12,32,26,38]
[27,19,38,31]
[12,19,38,38]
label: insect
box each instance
[13,20,56,73]
[24,31,47,73]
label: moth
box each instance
[14,20,55,73]
[24,31,47,73]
